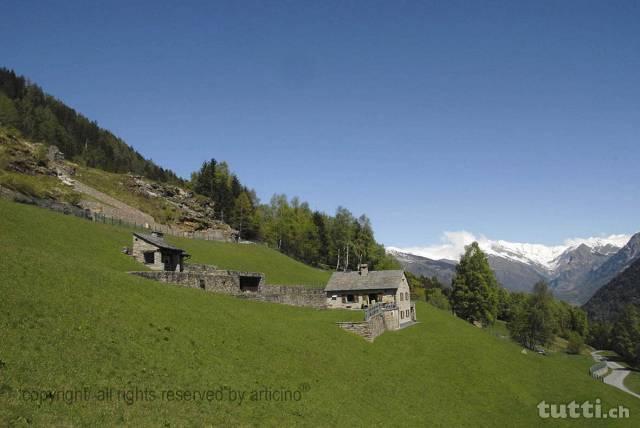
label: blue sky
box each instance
[2,0,639,247]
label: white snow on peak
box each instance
[388,231,632,271]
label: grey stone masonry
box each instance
[249,285,325,308]
[129,270,326,308]
[130,270,263,294]
[336,313,386,342]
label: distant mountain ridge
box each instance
[584,255,640,322]
[389,233,640,304]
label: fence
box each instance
[1,188,236,242]
[364,302,398,320]
[589,362,608,381]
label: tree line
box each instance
[0,68,180,183]
[409,242,589,354]
[190,159,399,270]
[0,68,397,271]
[589,307,640,365]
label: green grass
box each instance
[624,372,640,395]
[1,199,640,426]
[169,237,331,287]
[485,320,509,339]
[0,170,79,203]
[0,131,81,203]
[74,166,181,223]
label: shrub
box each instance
[34,144,49,166]
[63,191,83,206]
[566,332,584,355]
[427,288,451,311]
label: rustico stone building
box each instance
[132,232,188,272]
[127,233,415,341]
[324,264,416,326]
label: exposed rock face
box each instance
[575,233,640,305]
[388,250,456,286]
[487,255,547,293]
[0,135,238,241]
[1,136,54,176]
[550,244,615,303]
[125,175,237,238]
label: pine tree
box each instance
[450,242,500,325]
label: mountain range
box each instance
[389,232,640,305]
[583,255,640,322]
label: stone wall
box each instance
[129,270,325,308]
[130,270,263,295]
[251,285,325,308]
[184,263,219,273]
[336,313,386,342]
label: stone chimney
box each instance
[358,264,369,276]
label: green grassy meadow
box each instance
[1,199,639,426]
[624,372,640,395]
[169,237,330,287]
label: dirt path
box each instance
[592,351,640,399]
[62,173,155,225]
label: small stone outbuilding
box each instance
[132,232,188,272]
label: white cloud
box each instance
[388,230,486,261]
[389,232,633,265]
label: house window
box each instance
[401,311,404,320]
[331,295,337,301]
[143,252,155,264]
[400,293,404,301]
[405,292,409,300]
[346,294,355,303]
[406,309,410,317]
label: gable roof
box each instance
[324,270,406,292]
[133,233,185,253]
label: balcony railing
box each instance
[364,302,398,320]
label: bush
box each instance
[63,191,83,206]
[566,332,584,355]
[34,144,49,166]
[427,288,451,311]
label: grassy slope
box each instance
[1,200,639,426]
[169,237,330,287]
[624,372,640,395]
[74,166,181,223]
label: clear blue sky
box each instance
[2,0,639,247]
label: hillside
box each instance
[584,257,640,322]
[0,68,180,183]
[1,199,639,426]
[0,128,238,238]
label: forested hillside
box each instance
[190,159,398,270]
[0,68,180,182]
[0,68,397,271]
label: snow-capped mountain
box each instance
[482,237,626,272]
[388,233,636,304]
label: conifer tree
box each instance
[450,242,500,325]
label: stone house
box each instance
[324,265,416,326]
[132,232,188,272]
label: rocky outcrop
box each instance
[125,175,237,238]
[1,133,238,241]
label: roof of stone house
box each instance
[133,233,185,253]
[324,270,406,292]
